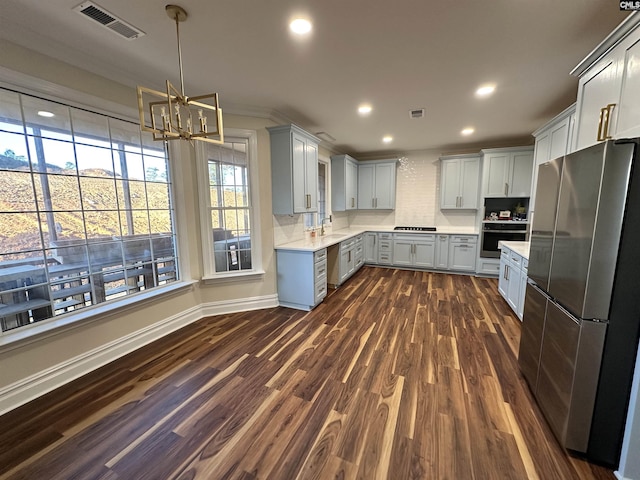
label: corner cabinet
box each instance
[482,147,534,198]
[571,14,640,151]
[331,154,359,211]
[357,160,397,210]
[439,154,480,209]
[268,124,319,215]
[530,104,576,215]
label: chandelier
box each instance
[137,5,224,144]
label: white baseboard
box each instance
[200,294,279,317]
[0,294,279,416]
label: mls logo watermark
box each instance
[620,1,640,10]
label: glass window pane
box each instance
[236,188,248,207]
[47,243,88,267]
[0,90,24,134]
[223,188,237,207]
[75,144,115,176]
[70,108,110,147]
[211,210,222,229]
[123,237,151,264]
[208,161,220,185]
[34,173,82,211]
[113,151,144,181]
[151,235,175,260]
[116,179,148,210]
[224,209,238,230]
[1,171,36,212]
[108,118,141,152]
[84,210,121,238]
[144,156,168,183]
[131,210,151,235]
[210,187,221,207]
[21,97,72,141]
[27,137,75,174]
[0,212,44,254]
[0,131,31,171]
[87,240,123,270]
[79,177,117,210]
[148,210,170,234]
[221,164,235,186]
[46,212,86,243]
[147,182,170,210]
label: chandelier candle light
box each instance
[137,4,224,144]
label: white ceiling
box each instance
[0,0,630,157]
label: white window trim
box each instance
[195,128,263,282]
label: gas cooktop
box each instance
[393,226,437,231]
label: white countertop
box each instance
[275,226,479,252]
[498,240,530,260]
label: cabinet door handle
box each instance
[597,103,616,141]
[504,183,509,196]
[306,194,311,209]
[506,264,510,281]
[351,197,355,208]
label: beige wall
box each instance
[0,41,279,397]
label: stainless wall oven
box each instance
[480,222,528,258]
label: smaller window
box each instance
[197,131,261,278]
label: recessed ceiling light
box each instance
[382,136,393,143]
[37,111,55,118]
[461,127,475,136]
[290,18,312,35]
[358,105,372,115]
[476,84,496,97]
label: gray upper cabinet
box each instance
[571,16,640,151]
[482,147,534,198]
[268,124,319,215]
[357,159,397,210]
[530,104,576,217]
[439,154,480,209]
[331,154,359,211]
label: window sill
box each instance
[0,280,197,353]
[202,270,265,285]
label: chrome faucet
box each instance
[320,216,331,236]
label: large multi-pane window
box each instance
[0,88,178,333]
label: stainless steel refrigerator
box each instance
[519,138,640,467]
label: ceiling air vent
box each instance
[73,2,145,40]
[409,108,425,119]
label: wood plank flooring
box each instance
[0,267,617,479]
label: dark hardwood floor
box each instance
[0,267,616,479]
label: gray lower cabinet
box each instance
[498,245,528,320]
[377,232,393,264]
[364,232,378,263]
[393,234,435,268]
[435,234,449,269]
[328,235,364,287]
[276,248,327,310]
[448,235,478,272]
